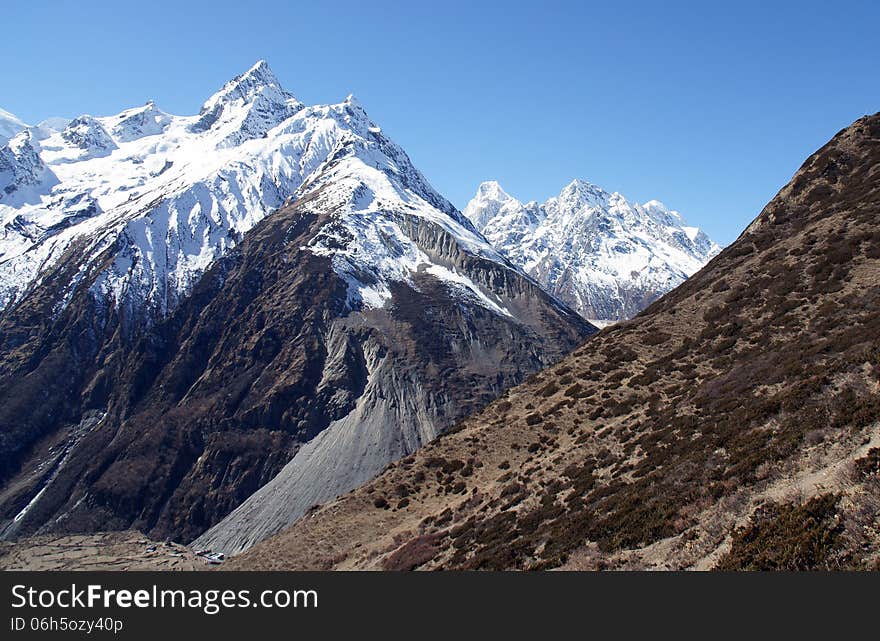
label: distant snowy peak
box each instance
[61,115,118,158]
[463,180,522,230]
[36,117,71,133]
[0,108,28,146]
[464,180,721,322]
[108,101,171,142]
[553,178,611,210]
[0,130,59,206]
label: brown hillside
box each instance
[229,113,880,571]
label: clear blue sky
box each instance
[2,1,878,244]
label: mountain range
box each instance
[464,180,720,323]
[0,61,593,549]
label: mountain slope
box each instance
[0,63,594,549]
[464,180,720,322]
[0,108,28,146]
[229,112,880,570]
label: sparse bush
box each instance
[715,495,849,570]
[854,448,880,479]
[382,533,442,570]
[642,331,672,346]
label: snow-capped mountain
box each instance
[464,180,721,322]
[0,62,592,551]
[0,109,67,149]
[0,61,541,327]
[0,108,28,147]
[0,61,329,320]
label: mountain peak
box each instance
[475,180,512,200]
[60,115,117,157]
[0,107,28,146]
[108,100,171,142]
[465,176,721,321]
[202,59,291,108]
[558,178,610,205]
[464,181,525,231]
[0,128,59,206]
[641,198,668,211]
[247,58,271,74]
[190,59,303,144]
[237,59,280,89]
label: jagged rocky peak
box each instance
[190,59,303,144]
[555,178,611,208]
[0,130,59,206]
[464,178,721,322]
[476,179,509,199]
[109,100,171,142]
[464,180,524,230]
[222,59,289,101]
[61,115,117,157]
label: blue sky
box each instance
[2,1,878,244]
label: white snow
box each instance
[586,318,617,329]
[0,108,29,147]
[36,117,72,133]
[0,61,515,323]
[464,179,722,320]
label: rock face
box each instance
[0,62,593,548]
[0,131,60,207]
[227,113,880,571]
[463,180,720,322]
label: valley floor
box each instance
[0,531,211,571]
